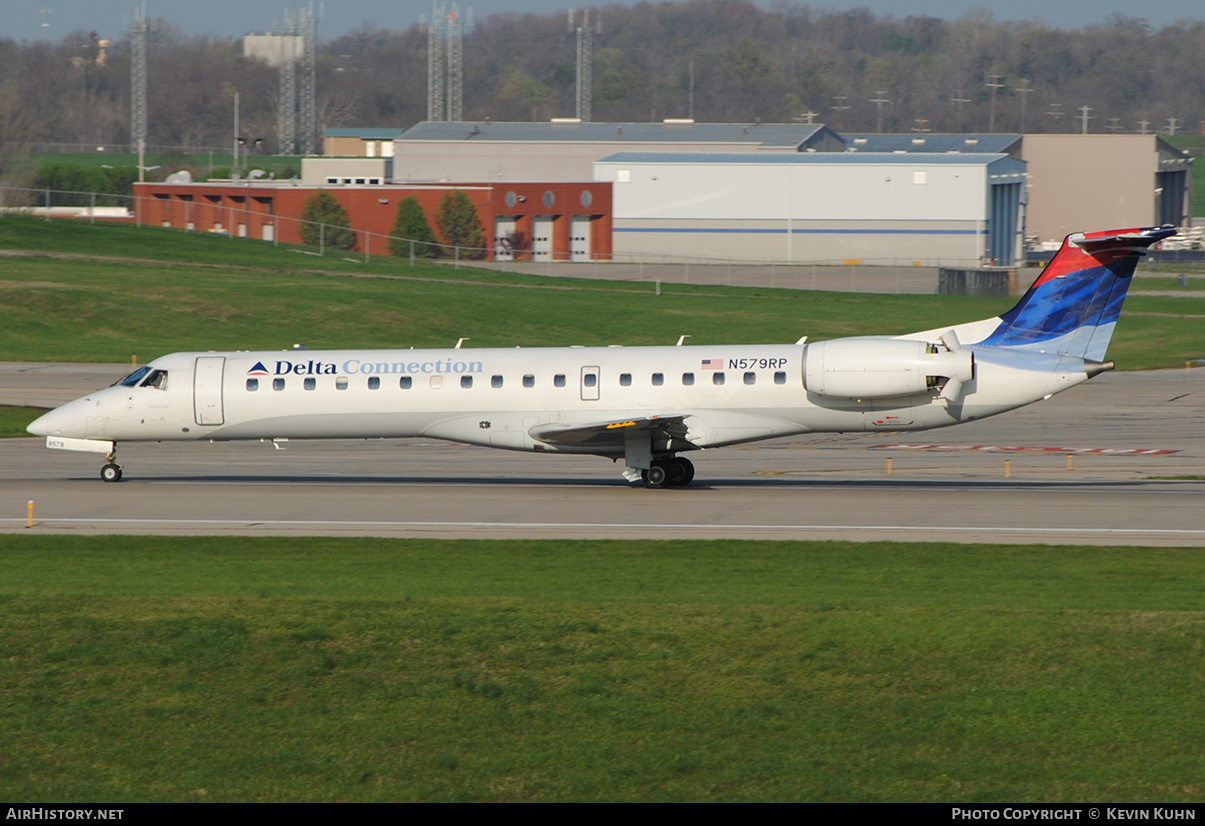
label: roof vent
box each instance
[964,138,979,146]
[663,118,694,124]
[550,117,582,123]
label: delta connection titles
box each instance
[951,810,1195,821]
[264,358,484,376]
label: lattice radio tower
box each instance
[428,4,468,122]
[446,7,464,122]
[298,6,318,155]
[427,3,445,121]
[570,10,597,122]
[278,13,297,155]
[130,3,148,157]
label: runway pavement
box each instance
[1,364,1202,545]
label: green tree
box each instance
[299,190,356,250]
[388,196,440,258]
[435,190,486,260]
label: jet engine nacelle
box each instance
[804,338,974,400]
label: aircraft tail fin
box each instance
[976,225,1176,361]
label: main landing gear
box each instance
[641,456,695,489]
[101,448,123,483]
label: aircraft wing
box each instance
[530,413,695,451]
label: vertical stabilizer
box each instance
[977,225,1176,360]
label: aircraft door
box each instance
[194,356,226,426]
[581,366,600,401]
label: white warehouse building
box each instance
[594,152,1026,267]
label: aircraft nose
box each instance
[27,399,90,438]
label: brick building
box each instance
[132,180,612,261]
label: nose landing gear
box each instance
[101,449,123,483]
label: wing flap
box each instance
[530,414,693,450]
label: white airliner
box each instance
[28,225,1173,488]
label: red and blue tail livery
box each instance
[977,225,1175,361]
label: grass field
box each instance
[2,536,1202,803]
[0,217,1201,368]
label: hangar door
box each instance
[987,182,1022,266]
[532,217,553,261]
[494,216,517,261]
[570,216,592,261]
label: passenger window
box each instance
[620,373,632,386]
[652,373,664,386]
[682,372,694,386]
[304,377,316,390]
[713,372,725,386]
[584,374,597,387]
[246,378,259,391]
[336,377,348,390]
[400,376,412,389]
[744,372,756,385]
[461,376,473,389]
[492,375,504,388]
[273,378,285,391]
[774,371,787,385]
[554,374,566,388]
[368,376,380,390]
[523,375,535,388]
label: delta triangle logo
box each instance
[247,361,270,376]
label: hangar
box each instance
[594,151,1025,267]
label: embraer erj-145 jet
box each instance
[29,225,1174,488]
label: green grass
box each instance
[0,406,43,438]
[1,536,1202,802]
[0,217,1201,368]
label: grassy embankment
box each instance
[2,536,1202,803]
[0,216,1200,367]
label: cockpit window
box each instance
[116,366,152,387]
[141,369,168,390]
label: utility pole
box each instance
[1166,117,1178,136]
[1048,102,1065,131]
[870,90,889,134]
[950,88,970,132]
[1014,78,1032,133]
[985,74,1004,132]
[1136,118,1151,135]
[1079,105,1092,134]
[831,95,850,132]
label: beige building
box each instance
[322,129,403,158]
[1022,135,1192,244]
[389,121,846,182]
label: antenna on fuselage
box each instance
[676,335,690,346]
[455,337,469,349]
